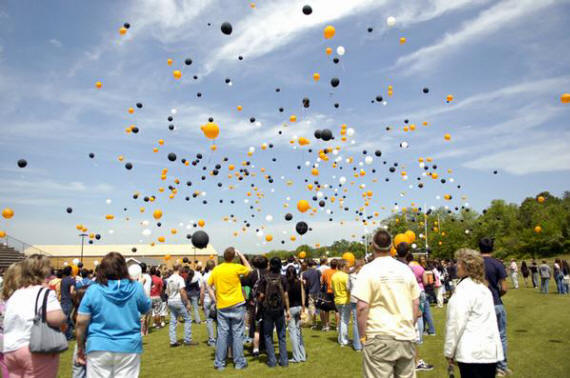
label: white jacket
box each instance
[444,277,504,363]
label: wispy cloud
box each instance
[48,39,62,48]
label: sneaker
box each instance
[496,368,513,376]
[416,360,434,371]
[183,341,199,346]
[322,326,330,332]
[170,342,180,347]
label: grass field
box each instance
[57,279,570,377]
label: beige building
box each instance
[26,243,218,270]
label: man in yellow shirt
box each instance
[331,260,351,346]
[207,247,251,370]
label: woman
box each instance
[561,260,570,295]
[348,260,364,351]
[444,249,503,378]
[200,260,217,346]
[285,265,306,363]
[75,252,151,377]
[433,262,445,308]
[520,261,530,288]
[554,259,563,294]
[3,255,67,378]
[1,263,23,378]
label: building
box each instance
[25,243,217,270]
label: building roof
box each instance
[26,243,217,257]
[126,257,163,267]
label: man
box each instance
[530,260,539,288]
[281,255,300,276]
[354,230,421,378]
[539,260,551,294]
[301,259,322,328]
[207,247,251,370]
[166,263,197,347]
[60,265,76,340]
[149,266,164,329]
[509,259,519,289]
[447,259,458,294]
[244,255,269,356]
[331,259,350,346]
[318,257,330,274]
[479,238,511,376]
[321,259,339,331]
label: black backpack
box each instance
[263,276,284,313]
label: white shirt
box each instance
[166,273,185,302]
[191,271,203,287]
[141,273,152,297]
[318,265,330,274]
[444,277,504,363]
[3,286,62,353]
[202,272,212,302]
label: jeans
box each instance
[540,278,549,294]
[168,301,192,344]
[215,304,247,369]
[62,302,74,340]
[203,299,216,344]
[420,291,435,334]
[351,302,362,351]
[288,306,306,362]
[188,295,201,322]
[416,311,424,345]
[531,272,539,288]
[563,279,569,294]
[337,303,351,345]
[494,304,508,371]
[263,311,288,367]
[555,273,564,294]
[510,272,519,289]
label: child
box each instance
[71,287,89,378]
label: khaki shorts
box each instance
[308,294,319,315]
[363,336,416,378]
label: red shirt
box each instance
[150,275,163,297]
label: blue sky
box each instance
[1,0,569,253]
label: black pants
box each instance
[458,362,497,378]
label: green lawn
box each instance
[58,280,570,377]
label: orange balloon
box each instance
[0,231,6,238]
[198,219,205,227]
[265,234,273,242]
[313,73,320,82]
[119,27,127,35]
[394,233,410,247]
[399,37,406,44]
[158,236,166,243]
[167,58,173,66]
[446,94,454,102]
[289,115,297,122]
[237,105,243,111]
[537,196,545,203]
[534,225,542,233]
[560,93,570,104]
[173,70,182,79]
[201,122,220,139]
[95,81,102,89]
[153,209,163,220]
[405,230,416,243]
[444,133,451,141]
[323,25,336,39]
[297,200,310,213]
[325,47,332,55]
[164,254,171,260]
[299,251,307,259]
[105,214,114,220]
[298,137,310,146]
[2,208,14,219]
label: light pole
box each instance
[79,233,88,264]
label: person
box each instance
[301,259,321,328]
[207,247,251,370]
[448,259,458,294]
[75,269,93,290]
[200,260,217,347]
[321,259,338,332]
[281,255,301,276]
[433,263,445,308]
[539,260,551,294]
[257,257,289,368]
[1,263,23,378]
[332,259,351,347]
[520,261,530,288]
[318,257,330,274]
[553,259,563,294]
[3,255,67,378]
[407,254,436,336]
[479,238,510,376]
[165,263,197,347]
[509,260,519,289]
[75,252,150,377]
[353,230,421,378]
[243,255,268,356]
[140,263,152,336]
[348,259,364,352]
[183,266,202,324]
[61,265,76,340]
[149,267,164,329]
[444,249,504,378]
[71,287,88,378]
[530,260,539,289]
[285,265,306,363]
[561,260,570,294]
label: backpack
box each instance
[249,269,261,306]
[263,275,284,313]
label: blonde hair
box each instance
[20,254,51,287]
[2,262,23,300]
[455,248,485,284]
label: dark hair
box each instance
[72,286,89,325]
[140,262,147,273]
[521,261,527,269]
[96,252,130,285]
[150,266,157,275]
[320,257,328,265]
[308,259,316,267]
[269,257,282,273]
[337,259,346,270]
[205,260,216,273]
[62,265,72,276]
[252,255,268,270]
[80,269,89,279]
[405,253,414,263]
[330,259,338,269]
[372,230,392,252]
[185,268,195,283]
[224,247,236,262]
[286,265,298,282]
[479,238,494,253]
[397,242,410,258]
[287,255,295,263]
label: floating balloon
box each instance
[296,221,308,235]
[313,73,320,82]
[285,213,293,221]
[330,78,340,88]
[302,5,312,15]
[265,234,273,242]
[405,230,416,243]
[17,159,27,168]
[534,225,542,233]
[299,251,307,259]
[192,230,209,248]
[2,208,14,219]
[198,219,205,227]
[365,156,373,165]
[339,176,347,185]
[399,37,406,44]
[444,133,451,141]
[446,94,454,102]
[387,16,396,27]
[336,46,345,56]
[394,233,410,246]
[221,22,233,35]
[325,47,332,55]
[153,209,162,220]
[0,231,5,238]
[321,129,333,141]
[173,70,182,79]
[561,93,570,104]
[95,81,102,89]
[297,200,310,213]
[168,152,177,161]
[323,25,336,39]
[265,215,273,222]
[537,196,545,203]
[201,122,220,139]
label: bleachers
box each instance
[0,243,26,270]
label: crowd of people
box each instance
[0,234,567,377]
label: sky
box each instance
[0,0,569,254]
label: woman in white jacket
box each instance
[444,248,504,378]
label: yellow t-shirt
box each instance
[207,263,250,309]
[352,256,420,341]
[331,271,350,305]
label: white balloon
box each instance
[72,258,80,265]
[142,220,150,226]
[365,156,373,165]
[93,260,99,266]
[411,243,417,249]
[171,108,177,115]
[317,191,324,198]
[105,199,112,204]
[108,229,114,234]
[265,215,273,222]
[336,46,345,56]
[248,147,255,153]
[347,128,355,136]
[339,176,347,185]
[387,16,396,27]
[400,141,409,149]
[142,229,152,237]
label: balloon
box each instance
[387,16,396,27]
[394,233,410,247]
[164,254,171,261]
[71,265,79,276]
[323,25,335,39]
[168,152,177,161]
[173,70,182,79]
[314,130,322,139]
[201,122,220,139]
[299,251,307,259]
[325,47,332,55]
[444,133,451,141]
[400,141,408,149]
[17,159,27,168]
[192,230,209,249]
[198,219,205,227]
[95,81,102,89]
[346,128,355,136]
[298,137,310,146]
[339,176,347,185]
[534,225,542,233]
[285,213,293,221]
[296,221,308,235]
[342,252,355,267]
[265,215,273,222]
[0,231,5,238]
[336,46,345,56]
[221,22,233,35]
[330,78,340,88]
[265,234,273,242]
[313,73,320,82]
[297,200,310,213]
[423,87,429,93]
[321,129,333,141]
[2,208,14,219]
[105,214,114,220]
[142,229,151,237]
[537,196,545,203]
[119,26,127,35]
[153,209,163,220]
[73,258,80,265]
[405,230,416,243]
[158,236,165,243]
[375,150,382,157]
[446,94,454,102]
[365,156,373,165]
[561,93,570,103]
[399,37,406,44]
[290,115,297,122]
[302,5,312,15]
[167,58,173,66]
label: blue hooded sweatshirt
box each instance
[78,279,151,354]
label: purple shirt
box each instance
[409,262,425,291]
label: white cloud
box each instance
[48,39,63,48]
[394,0,558,74]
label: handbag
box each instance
[29,287,69,354]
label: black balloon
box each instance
[17,159,27,168]
[168,153,177,161]
[221,22,233,35]
[89,153,95,158]
[191,230,209,249]
[314,130,322,139]
[321,129,333,141]
[296,221,308,235]
[185,58,192,65]
[125,162,133,170]
[330,77,340,87]
[136,102,143,108]
[375,150,382,157]
[302,5,312,15]
[376,95,383,102]
[423,87,429,93]
[66,207,72,214]
[285,213,293,221]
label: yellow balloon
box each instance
[153,209,163,220]
[0,230,6,238]
[290,115,297,122]
[299,251,307,259]
[323,25,336,39]
[173,70,182,79]
[537,196,545,203]
[446,94,454,102]
[198,219,205,227]
[405,230,416,243]
[2,208,14,219]
[444,133,451,141]
[561,93,570,104]
[95,81,102,89]
[265,234,273,242]
[325,47,332,55]
[534,225,542,233]
[399,37,406,44]
[342,252,355,266]
[119,27,127,35]
[394,233,410,247]
[313,73,320,82]
[201,122,220,139]
[297,200,310,213]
